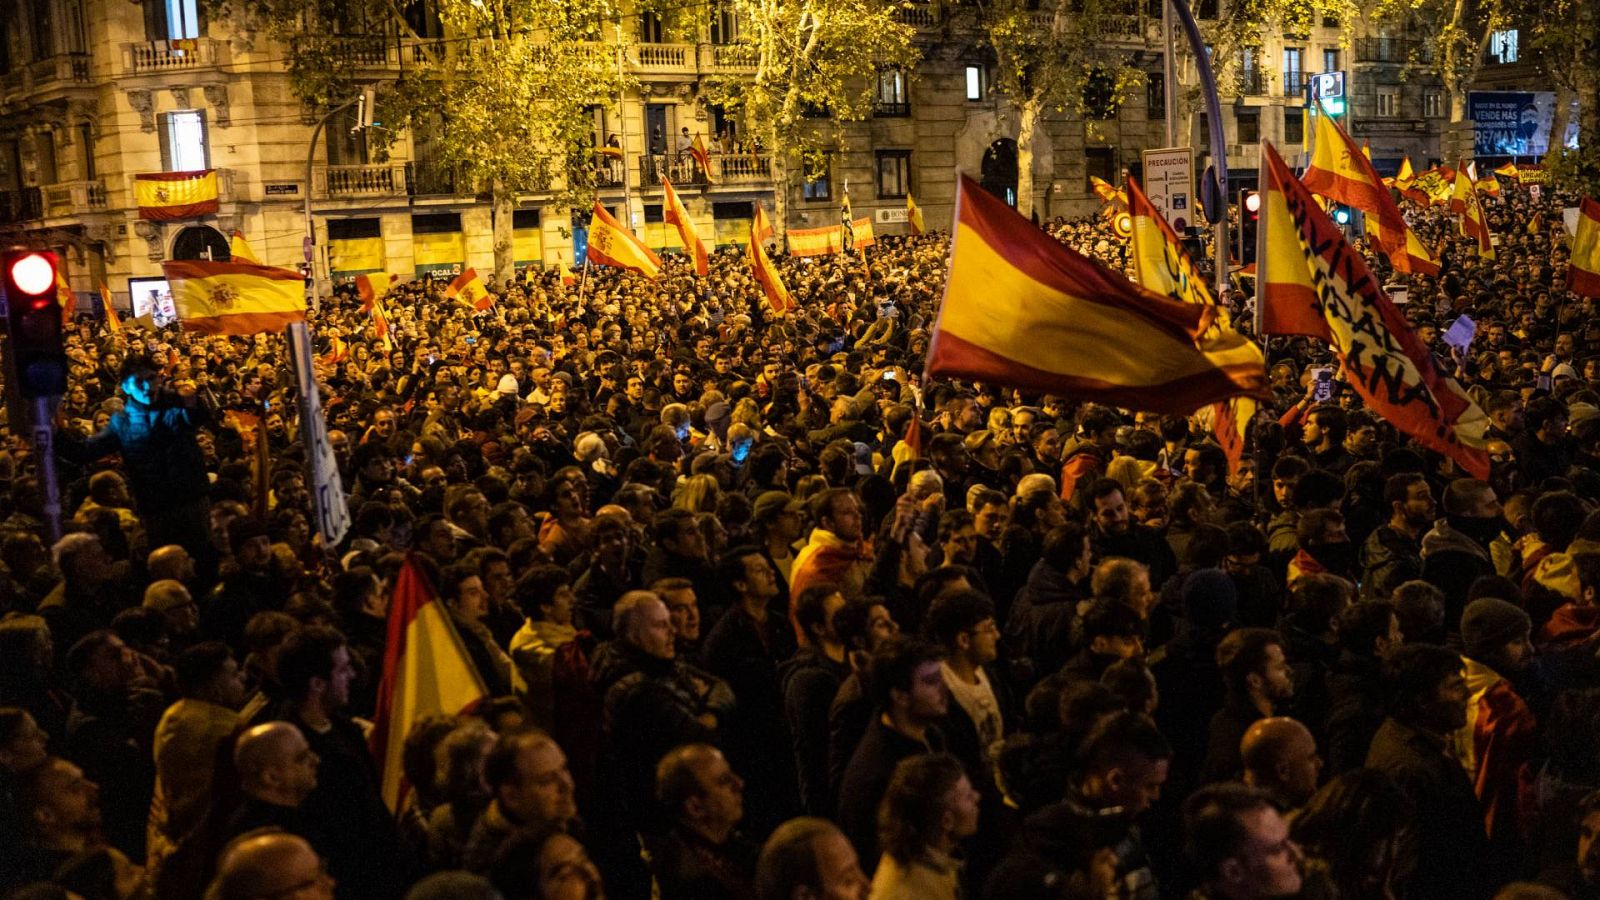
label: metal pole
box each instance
[32,396,60,542]
[1162,0,1177,148]
[615,29,633,226]
[303,97,361,315]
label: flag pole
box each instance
[577,258,592,307]
[1252,139,1271,521]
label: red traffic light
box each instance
[9,253,54,296]
[1244,192,1261,214]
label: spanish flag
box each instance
[749,223,795,315]
[662,178,709,277]
[370,296,394,352]
[595,144,624,161]
[907,193,926,235]
[1494,161,1520,179]
[1302,114,1438,276]
[1476,174,1502,197]
[689,134,716,183]
[1451,162,1496,259]
[161,259,306,335]
[229,230,261,264]
[753,203,775,246]
[1126,176,1259,475]
[587,202,661,278]
[355,271,398,312]
[555,252,576,287]
[134,170,220,221]
[1091,176,1127,208]
[446,268,494,311]
[927,173,1266,415]
[370,554,487,811]
[1255,140,1491,479]
[55,270,75,325]
[99,283,121,332]
[1392,156,1416,192]
[1568,197,1600,298]
[787,223,848,257]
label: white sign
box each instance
[875,207,909,224]
[1141,147,1196,233]
[287,322,351,546]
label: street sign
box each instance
[1141,147,1196,233]
[1310,72,1346,116]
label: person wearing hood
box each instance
[1360,473,1434,602]
[1287,509,1357,586]
[1422,478,1505,629]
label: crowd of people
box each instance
[0,176,1597,900]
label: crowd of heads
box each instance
[0,178,1597,900]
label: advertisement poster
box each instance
[1467,91,1557,157]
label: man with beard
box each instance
[1360,473,1434,602]
[1084,478,1176,589]
[1200,628,1295,784]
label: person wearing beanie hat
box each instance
[1455,597,1538,849]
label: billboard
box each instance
[1467,91,1557,157]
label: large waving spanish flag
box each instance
[661,178,709,276]
[1452,161,1496,259]
[135,170,220,221]
[1568,197,1600,298]
[587,202,661,278]
[749,223,795,315]
[1127,175,1260,473]
[161,259,306,335]
[787,219,877,256]
[926,173,1266,415]
[1255,140,1491,479]
[446,268,493,311]
[1303,116,1439,276]
[370,554,487,811]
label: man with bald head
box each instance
[143,579,199,639]
[223,722,320,841]
[209,830,335,900]
[1240,717,1323,808]
[147,544,197,584]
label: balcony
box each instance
[640,155,705,188]
[1239,68,1270,96]
[122,38,226,75]
[0,187,43,224]
[40,180,107,217]
[1283,72,1310,97]
[316,164,408,199]
[0,52,92,99]
[1354,37,1432,64]
[296,35,397,72]
[637,153,771,188]
[631,43,694,74]
[714,154,771,184]
[406,161,460,197]
[895,3,939,27]
[703,43,757,72]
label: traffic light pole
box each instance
[31,397,60,542]
[303,96,363,315]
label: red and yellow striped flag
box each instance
[555,252,576,287]
[229,230,261,264]
[370,554,487,811]
[907,193,926,235]
[749,223,795,315]
[1303,115,1438,276]
[927,173,1266,414]
[1255,139,1491,479]
[1451,162,1495,259]
[355,271,397,313]
[787,219,877,256]
[1476,174,1502,197]
[134,170,219,220]
[98,283,121,332]
[161,259,306,335]
[445,268,494,311]
[55,270,75,325]
[1091,175,1127,208]
[689,134,716,183]
[587,202,661,278]
[753,203,775,246]
[662,177,709,277]
[1567,197,1600,298]
[1494,161,1520,179]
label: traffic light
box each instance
[1332,205,1352,226]
[1237,190,1260,265]
[2,250,67,398]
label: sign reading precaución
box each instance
[1141,147,1196,233]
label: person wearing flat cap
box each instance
[1454,597,1538,852]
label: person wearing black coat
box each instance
[1323,601,1402,774]
[1005,522,1094,688]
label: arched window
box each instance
[980,139,1018,207]
[170,224,230,261]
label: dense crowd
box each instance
[0,179,1597,900]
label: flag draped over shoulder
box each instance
[135,170,219,220]
[907,193,926,235]
[1255,140,1491,479]
[661,178,709,277]
[161,259,306,335]
[1452,162,1496,259]
[1127,176,1259,474]
[1568,197,1600,298]
[926,173,1267,415]
[230,230,261,264]
[446,268,493,311]
[1303,115,1438,276]
[587,202,661,278]
[370,554,487,811]
[749,224,795,315]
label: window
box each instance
[1237,110,1260,143]
[159,110,207,171]
[328,217,381,241]
[1084,68,1118,119]
[1282,48,1304,95]
[1323,48,1340,72]
[876,150,911,199]
[327,105,369,166]
[1489,29,1518,64]
[639,11,664,42]
[34,132,56,185]
[164,0,199,40]
[1084,147,1116,191]
[1284,107,1304,144]
[30,0,54,59]
[1423,90,1443,118]
[965,65,986,102]
[78,123,94,180]
[802,155,830,201]
[709,2,738,44]
[1376,86,1401,117]
[1147,72,1165,118]
[874,69,909,116]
